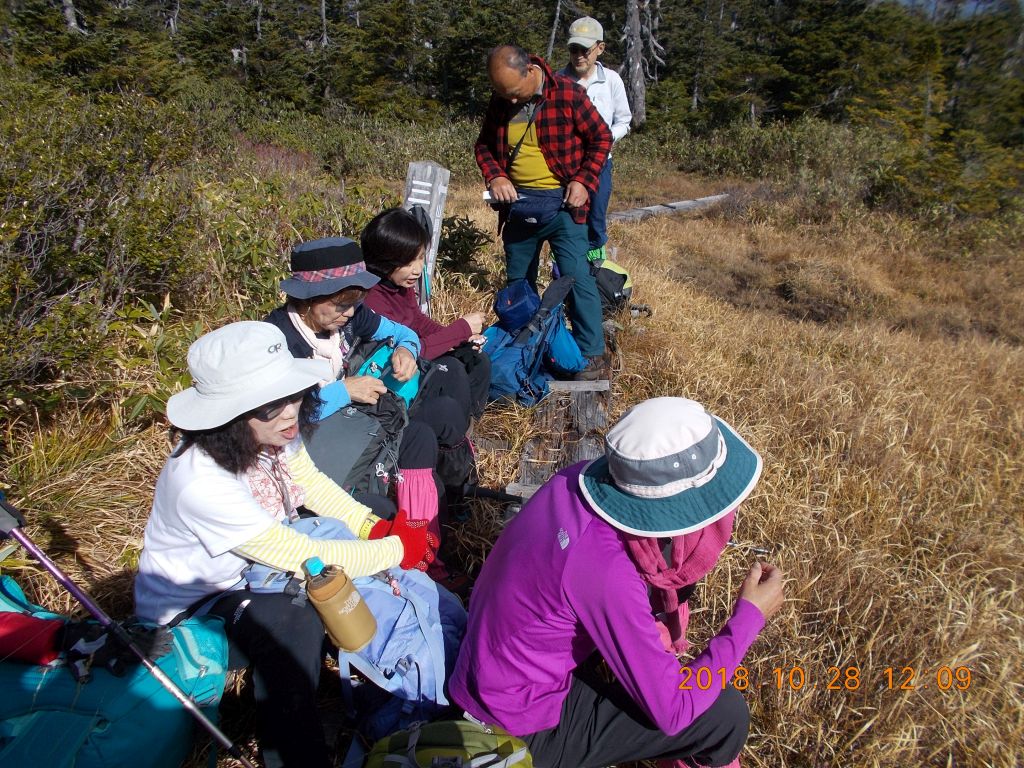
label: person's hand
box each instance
[389,347,418,382]
[462,312,486,335]
[737,561,785,620]
[368,509,439,571]
[345,375,387,404]
[488,177,517,204]
[563,180,589,209]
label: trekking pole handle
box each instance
[0,493,26,536]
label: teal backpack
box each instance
[354,336,422,409]
[0,575,228,768]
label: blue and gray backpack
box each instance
[242,516,466,743]
[483,276,587,407]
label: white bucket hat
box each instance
[166,321,331,431]
[579,397,763,536]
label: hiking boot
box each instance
[574,356,605,381]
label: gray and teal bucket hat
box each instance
[579,398,763,536]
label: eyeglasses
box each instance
[322,290,366,314]
[329,297,364,314]
[569,43,600,57]
[250,391,306,422]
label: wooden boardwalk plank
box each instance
[504,352,613,502]
[607,193,729,224]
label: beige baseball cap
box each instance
[568,16,603,48]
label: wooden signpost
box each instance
[402,161,451,317]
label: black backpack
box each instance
[591,258,633,313]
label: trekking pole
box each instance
[0,495,257,768]
[462,484,524,505]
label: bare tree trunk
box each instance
[255,0,263,40]
[546,0,562,61]
[1005,24,1024,74]
[320,0,329,47]
[691,0,711,111]
[623,0,646,125]
[61,0,86,34]
[166,0,180,36]
[642,0,665,80]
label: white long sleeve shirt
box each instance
[561,61,632,144]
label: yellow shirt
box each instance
[508,102,560,190]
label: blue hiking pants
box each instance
[503,210,606,357]
[588,156,613,250]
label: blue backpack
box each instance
[0,575,228,768]
[493,279,542,333]
[483,276,587,406]
[242,516,466,743]
[339,568,466,743]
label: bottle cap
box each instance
[303,556,325,578]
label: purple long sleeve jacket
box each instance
[449,462,765,737]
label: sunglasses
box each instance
[331,298,364,314]
[250,390,307,422]
[569,43,600,57]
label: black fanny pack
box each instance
[508,187,564,227]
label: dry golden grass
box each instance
[1,176,1021,767]
[449,187,1024,766]
[598,210,1024,767]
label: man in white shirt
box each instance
[561,16,633,263]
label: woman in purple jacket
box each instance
[449,397,785,768]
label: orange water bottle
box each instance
[302,557,376,652]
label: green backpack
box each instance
[365,719,532,768]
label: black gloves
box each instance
[61,621,173,682]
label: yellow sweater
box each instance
[234,444,402,577]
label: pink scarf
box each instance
[623,510,735,655]
[246,449,305,521]
[287,304,347,380]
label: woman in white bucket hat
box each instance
[133,321,438,768]
[450,397,785,768]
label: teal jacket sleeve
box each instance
[372,316,421,358]
[316,380,351,420]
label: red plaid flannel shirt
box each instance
[474,55,612,224]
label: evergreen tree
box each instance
[939,0,1024,147]
[647,0,781,130]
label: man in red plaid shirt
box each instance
[476,44,612,380]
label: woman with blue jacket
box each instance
[264,237,459,573]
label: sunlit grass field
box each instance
[2,167,1021,767]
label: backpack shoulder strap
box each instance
[339,578,449,706]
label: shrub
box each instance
[438,215,491,291]
[637,116,1023,223]
[0,69,203,412]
